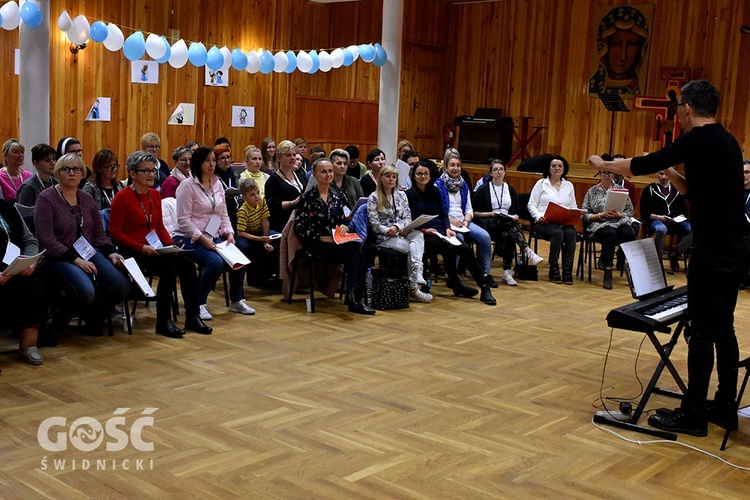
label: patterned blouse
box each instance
[367,190,412,243]
[294,188,348,243]
[582,184,634,234]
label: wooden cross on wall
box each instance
[633,67,690,147]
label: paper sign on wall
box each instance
[131,60,159,84]
[205,67,228,87]
[86,97,111,122]
[168,103,195,126]
[231,106,255,128]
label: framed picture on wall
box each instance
[588,4,654,96]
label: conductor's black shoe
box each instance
[156,320,185,338]
[185,317,213,335]
[647,408,708,437]
[707,399,739,431]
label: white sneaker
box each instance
[502,269,518,286]
[525,248,544,266]
[230,299,256,315]
[409,287,433,303]
[199,304,213,321]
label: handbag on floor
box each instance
[373,277,410,310]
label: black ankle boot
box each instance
[480,284,497,305]
[707,398,739,430]
[185,316,213,335]
[603,269,613,289]
[348,288,375,315]
[449,281,478,298]
[549,264,562,284]
[647,406,708,436]
[156,319,185,338]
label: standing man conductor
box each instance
[587,79,750,436]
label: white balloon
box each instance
[169,39,189,68]
[318,51,333,72]
[56,9,72,32]
[346,44,359,61]
[145,33,166,59]
[273,51,288,73]
[103,23,124,51]
[67,15,90,46]
[296,50,312,73]
[245,50,260,73]
[0,1,21,30]
[220,46,232,71]
[330,48,345,68]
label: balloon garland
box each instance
[53,9,388,73]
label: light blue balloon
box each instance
[155,36,171,63]
[358,44,375,62]
[284,51,297,73]
[373,43,387,67]
[188,42,207,67]
[123,31,146,61]
[89,21,108,43]
[231,48,248,71]
[308,50,320,74]
[20,2,43,28]
[259,50,274,74]
[342,49,354,67]
[206,46,223,70]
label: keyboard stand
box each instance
[594,320,687,440]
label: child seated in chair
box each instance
[236,177,279,285]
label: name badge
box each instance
[73,236,96,261]
[145,230,163,249]
[204,214,221,238]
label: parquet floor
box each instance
[2,242,750,499]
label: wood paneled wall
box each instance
[448,0,750,163]
[2,0,748,171]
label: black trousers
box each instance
[424,233,484,287]
[591,225,636,267]
[683,233,750,408]
[534,223,576,271]
[305,240,363,290]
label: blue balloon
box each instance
[342,49,354,67]
[188,42,207,67]
[123,32,146,61]
[308,50,320,74]
[90,21,108,43]
[359,44,375,62]
[259,50,274,74]
[155,36,171,63]
[231,48,248,71]
[373,43,387,67]
[20,2,43,28]
[206,46,223,70]
[284,50,297,73]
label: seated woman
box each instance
[305,149,364,211]
[0,199,47,365]
[434,149,497,287]
[265,140,307,233]
[174,147,254,319]
[406,161,496,305]
[161,146,192,199]
[1,139,33,202]
[239,146,270,199]
[17,143,58,206]
[34,153,130,340]
[236,177,279,285]
[472,159,544,286]
[82,149,123,211]
[360,148,385,197]
[260,137,276,174]
[109,151,212,338]
[527,156,579,285]
[581,169,637,289]
[294,159,374,314]
[368,165,432,303]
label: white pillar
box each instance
[377,0,403,164]
[19,0,51,172]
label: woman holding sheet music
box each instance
[406,161,496,305]
[527,156,579,285]
[34,154,130,340]
[174,147,254,320]
[109,151,211,338]
[581,170,636,289]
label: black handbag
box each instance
[513,264,539,281]
[373,278,410,310]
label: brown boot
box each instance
[603,269,613,290]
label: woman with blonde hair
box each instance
[367,164,432,302]
[1,139,33,202]
[240,145,270,199]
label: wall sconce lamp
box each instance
[70,42,87,54]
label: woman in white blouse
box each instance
[527,156,579,284]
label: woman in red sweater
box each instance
[109,151,211,338]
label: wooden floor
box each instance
[2,242,750,499]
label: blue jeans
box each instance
[457,222,493,275]
[44,251,131,326]
[650,219,691,257]
[177,237,245,305]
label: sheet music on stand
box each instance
[620,238,669,299]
